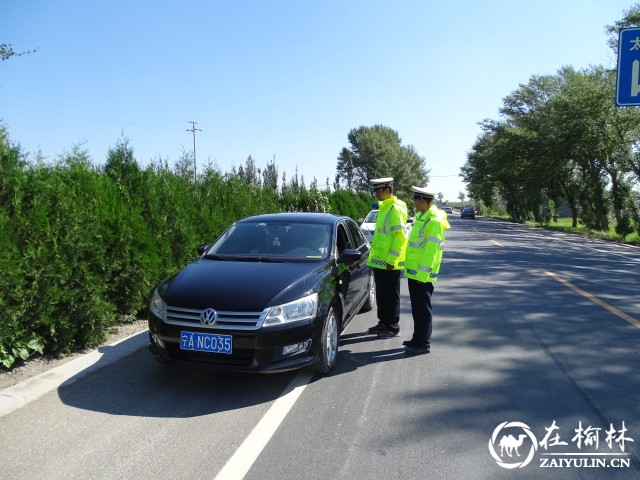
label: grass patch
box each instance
[524,217,640,245]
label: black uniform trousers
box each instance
[407,279,435,348]
[373,268,401,333]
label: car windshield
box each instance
[364,211,378,223]
[206,221,332,260]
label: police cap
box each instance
[412,186,436,201]
[369,177,394,190]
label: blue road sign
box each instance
[616,27,640,107]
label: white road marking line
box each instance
[214,370,314,480]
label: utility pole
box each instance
[186,121,202,182]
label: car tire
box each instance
[360,271,375,313]
[310,304,339,374]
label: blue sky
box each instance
[0,0,634,201]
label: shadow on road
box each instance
[57,326,411,418]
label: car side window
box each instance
[345,219,365,249]
[336,224,350,256]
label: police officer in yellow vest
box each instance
[366,177,408,339]
[403,186,450,355]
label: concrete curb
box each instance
[0,329,148,417]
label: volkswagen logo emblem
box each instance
[201,308,217,326]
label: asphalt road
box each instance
[1,214,639,479]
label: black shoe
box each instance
[405,346,430,356]
[402,339,419,347]
[377,329,401,339]
[367,323,386,334]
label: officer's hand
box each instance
[386,263,394,270]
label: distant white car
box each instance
[444,206,453,214]
[359,209,413,243]
[359,209,378,242]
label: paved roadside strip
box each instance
[0,330,148,417]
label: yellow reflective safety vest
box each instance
[404,205,450,283]
[367,196,408,270]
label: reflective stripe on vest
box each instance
[409,236,443,251]
[377,208,393,234]
[373,258,404,267]
[426,236,444,250]
[408,217,431,248]
[406,265,432,276]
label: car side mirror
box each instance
[197,244,209,256]
[337,248,362,263]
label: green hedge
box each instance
[0,132,372,368]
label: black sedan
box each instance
[148,212,375,374]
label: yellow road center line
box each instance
[540,269,640,329]
[490,240,503,247]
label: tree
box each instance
[238,155,260,187]
[605,3,640,53]
[174,148,195,182]
[549,66,639,229]
[0,43,37,61]
[460,131,496,207]
[262,156,278,193]
[335,125,429,198]
[615,215,634,240]
[104,137,140,199]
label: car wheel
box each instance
[360,271,375,312]
[310,304,339,374]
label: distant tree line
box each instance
[461,5,640,239]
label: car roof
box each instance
[238,212,348,225]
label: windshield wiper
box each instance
[203,254,234,260]
[205,254,285,263]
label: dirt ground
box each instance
[0,319,149,391]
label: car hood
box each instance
[159,258,330,311]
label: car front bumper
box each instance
[148,313,322,373]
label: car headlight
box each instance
[150,289,166,319]
[263,293,318,327]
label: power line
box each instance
[186,121,202,181]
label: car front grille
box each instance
[164,305,266,330]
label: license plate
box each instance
[180,331,232,354]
